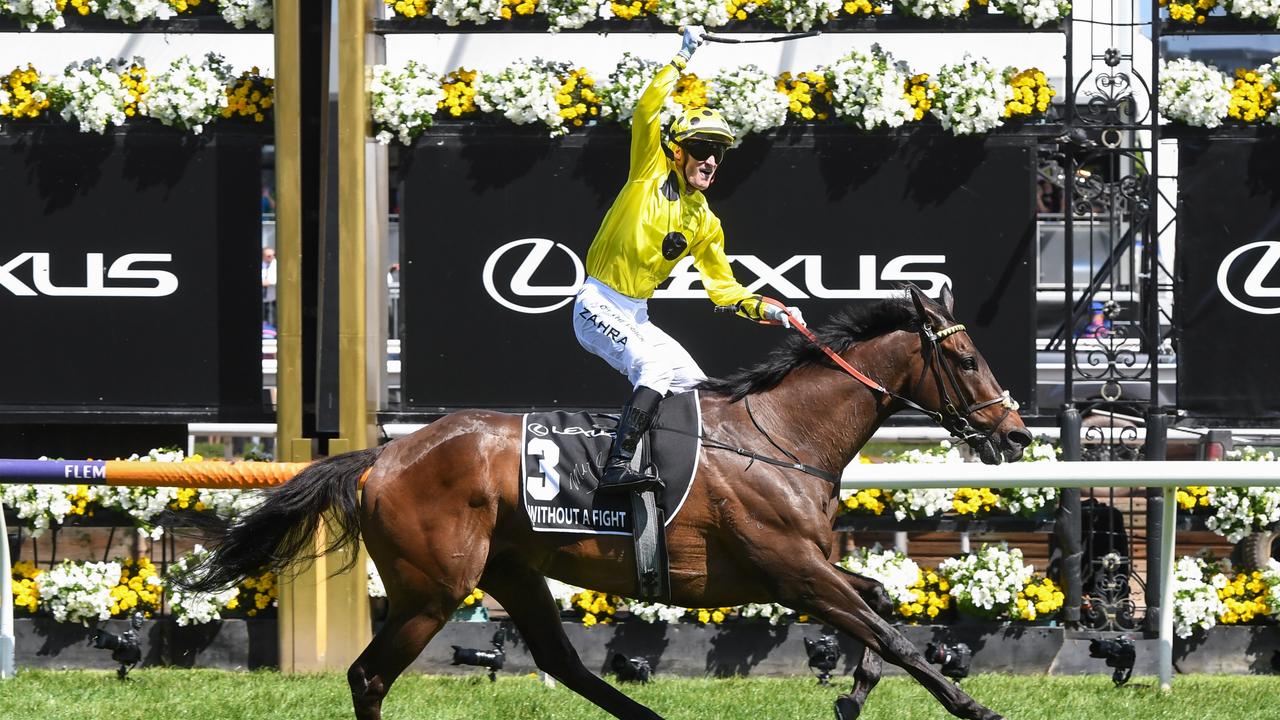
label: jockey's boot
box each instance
[597,385,664,493]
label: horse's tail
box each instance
[172,446,383,593]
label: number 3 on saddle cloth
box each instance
[521,392,702,601]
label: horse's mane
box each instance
[697,296,918,401]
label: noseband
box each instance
[918,321,1019,448]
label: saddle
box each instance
[520,392,701,602]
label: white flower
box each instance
[37,560,121,625]
[931,54,1012,135]
[97,0,177,23]
[1226,0,1280,27]
[141,53,232,133]
[1158,58,1230,128]
[826,44,915,131]
[706,65,788,141]
[996,0,1069,26]
[656,0,731,27]
[735,602,797,624]
[433,0,504,25]
[167,546,240,626]
[938,544,1033,617]
[897,0,968,18]
[627,600,690,623]
[757,0,841,30]
[541,0,609,29]
[1171,555,1225,638]
[0,483,99,536]
[838,549,921,606]
[54,58,132,134]
[476,59,572,136]
[367,558,387,598]
[598,52,664,125]
[370,61,446,146]
[0,0,66,30]
[544,577,585,611]
[217,0,274,29]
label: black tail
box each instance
[172,447,383,593]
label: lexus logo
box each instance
[1217,241,1280,315]
[482,238,584,314]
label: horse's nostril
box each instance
[1007,429,1033,448]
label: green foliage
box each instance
[3,671,1280,719]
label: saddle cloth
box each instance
[520,391,702,536]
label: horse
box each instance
[176,284,1032,720]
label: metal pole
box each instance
[1144,410,1168,635]
[1,503,14,678]
[1159,484,1176,690]
[1056,407,1083,625]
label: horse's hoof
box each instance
[833,694,864,720]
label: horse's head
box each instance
[901,284,1032,464]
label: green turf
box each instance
[3,670,1279,720]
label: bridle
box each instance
[758,297,1019,452]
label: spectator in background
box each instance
[262,247,277,329]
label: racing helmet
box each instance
[669,106,736,147]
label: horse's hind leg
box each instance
[481,561,663,720]
[783,559,1003,720]
[348,606,450,720]
[834,646,882,720]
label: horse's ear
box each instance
[908,283,929,318]
[939,283,955,315]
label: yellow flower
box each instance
[387,0,431,17]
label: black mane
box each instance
[697,297,918,401]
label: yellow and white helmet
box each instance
[669,106,736,147]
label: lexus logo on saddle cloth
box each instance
[1217,240,1280,315]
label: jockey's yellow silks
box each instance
[584,60,764,320]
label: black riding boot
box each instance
[598,386,664,493]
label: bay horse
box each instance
[177,284,1031,720]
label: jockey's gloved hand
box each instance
[762,302,805,329]
[678,25,707,62]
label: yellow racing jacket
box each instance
[584,60,764,319]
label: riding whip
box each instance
[702,30,821,44]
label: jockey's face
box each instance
[675,140,726,192]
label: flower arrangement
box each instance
[598,52,662,124]
[726,0,764,19]
[554,65,601,129]
[371,60,446,145]
[502,0,537,19]
[11,561,43,614]
[687,605,736,624]
[904,72,938,121]
[736,602,802,624]
[476,58,574,135]
[98,0,179,23]
[757,0,841,31]
[1158,57,1230,128]
[1160,0,1220,23]
[49,58,133,134]
[937,543,1033,618]
[706,64,789,141]
[214,0,272,28]
[625,600,690,623]
[1,0,67,30]
[0,64,51,120]
[896,0,977,19]
[826,44,915,130]
[1004,67,1055,119]
[953,487,1001,514]
[1012,575,1064,620]
[656,0,731,27]
[671,71,709,110]
[1181,447,1280,543]
[1171,554,1227,637]
[108,557,163,618]
[432,0,504,25]
[1216,562,1279,625]
[840,0,887,16]
[931,54,1013,134]
[142,52,232,133]
[222,67,274,123]
[386,0,430,17]
[608,0,658,19]
[996,0,1068,27]
[838,549,923,607]
[37,559,121,625]
[439,67,481,118]
[777,70,835,122]
[1226,64,1277,123]
[540,0,605,29]
[840,486,887,514]
[233,569,278,616]
[1226,0,1280,26]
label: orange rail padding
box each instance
[103,461,311,488]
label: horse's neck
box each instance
[752,331,916,473]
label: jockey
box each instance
[573,26,804,494]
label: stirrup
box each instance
[597,464,663,493]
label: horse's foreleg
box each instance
[481,562,664,720]
[786,561,1004,720]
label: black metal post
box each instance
[1056,407,1083,626]
[1143,409,1168,634]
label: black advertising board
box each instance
[1176,134,1280,420]
[0,126,264,419]
[400,125,1035,412]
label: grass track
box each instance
[3,670,1279,720]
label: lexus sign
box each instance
[1216,241,1280,315]
[400,127,1036,411]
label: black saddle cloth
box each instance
[520,391,701,535]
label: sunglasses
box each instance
[680,140,728,163]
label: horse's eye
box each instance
[961,357,978,371]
